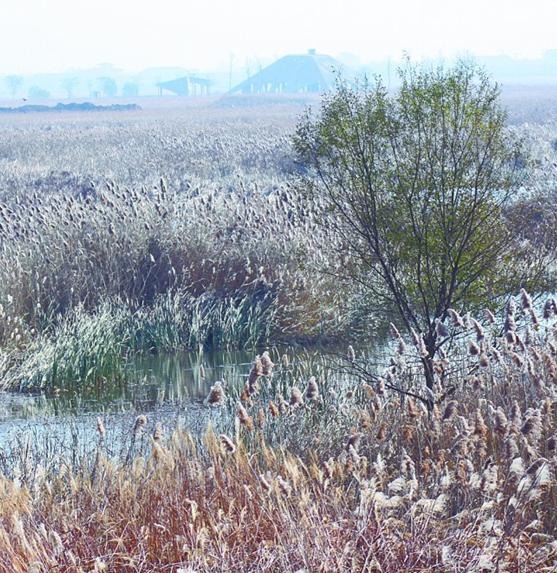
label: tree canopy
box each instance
[294,60,531,385]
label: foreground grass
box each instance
[1,294,557,572]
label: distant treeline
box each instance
[0,102,141,114]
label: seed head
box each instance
[468,340,480,356]
[305,376,319,401]
[257,408,266,428]
[494,408,509,436]
[153,422,164,442]
[447,308,465,328]
[133,415,147,434]
[479,353,489,368]
[435,319,449,338]
[268,400,280,417]
[346,432,362,452]
[220,434,236,454]
[205,381,225,407]
[442,400,458,421]
[237,403,254,431]
[484,308,496,324]
[260,351,274,376]
[543,297,557,319]
[290,386,304,408]
[471,318,485,341]
[520,288,533,310]
[247,356,264,394]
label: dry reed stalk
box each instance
[205,381,226,407]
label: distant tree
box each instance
[122,81,139,97]
[5,75,23,99]
[98,77,118,98]
[28,85,51,99]
[61,77,79,99]
[228,53,235,92]
[294,60,531,392]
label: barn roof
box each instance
[230,50,342,94]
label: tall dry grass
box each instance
[0,177,369,389]
[0,106,376,390]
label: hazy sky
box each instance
[1,0,556,74]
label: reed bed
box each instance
[0,106,299,199]
[0,175,367,390]
[1,102,557,392]
[1,101,557,570]
[0,105,377,390]
[1,292,557,571]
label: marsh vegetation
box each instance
[1,63,557,571]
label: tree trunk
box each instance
[422,332,437,410]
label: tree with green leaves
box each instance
[294,60,528,390]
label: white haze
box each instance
[0,0,556,74]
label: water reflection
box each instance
[0,349,260,423]
[0,346,348,472]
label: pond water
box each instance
[0,349,261,443]
[0,346,361,469]
[0,349,256,422]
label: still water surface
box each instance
[0,350,262,422]
[0,349,271,467]
[0,347,353,451]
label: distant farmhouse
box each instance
[229,49,342,95]
[157,75,212,96]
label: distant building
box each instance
[157,75,211,96]
[229,49,342,95]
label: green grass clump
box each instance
[0,289,282,391]
[2,302,129,391]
